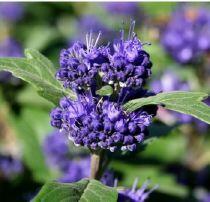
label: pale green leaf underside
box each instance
[32,179,118,202]
[124,91,210,124]
[96,85,113,96]
[0,49,76,105]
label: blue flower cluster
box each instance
[118,179,158,202]
[0,2,24,22]
[101,34,152,88]
[0,38,22,57]
[51,22,157,152]
[162,6,210,64]
[57,35,109,90]
[43,130,114,184]
[0,155,23,179]
[104,2,139,16]
[51,91,156,152]
[43,130,89,182]
[57,22,152,90]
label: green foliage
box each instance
[32,179,118,202]
[9,107,53,182]
[21,25,60,51]
[17,86,54,110]
[124,91,210,124]
[143,128,186,163]
[0,49,76,105]
[96,85,113,96]
[141,2,177,17]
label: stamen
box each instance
[131,178,139,193]
[89,31,92,47]
[128,20,136,40]
[86,33,90,50]
[120,29,124,41]
[136,179,150,196]
[147,184,159,195]
[94,31,101,47]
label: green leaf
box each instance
[111,162,188,198]
[23,25,59,51]
[141,2,177,17]
[96,85,113,96]
[32,179,118,202]
[123,91,210,124]
[9,107,53,182]
[0,49,76,105]
[17,86,53,110]
[142,128,186,163]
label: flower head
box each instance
[0,155,23,179]
[162,6,210,64]
[0,37,22,57]
[118,179,158,202]
[43,130,70,170]
[50,91,156,152]
[0,2,24,22]
[101,22,152,88]
[57,33,109,90]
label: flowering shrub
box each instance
[0,16,209,202]
[51,23,157,153]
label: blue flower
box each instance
[101,22,152,88]
[104,2,139,16]
[43,130,114,185]
[118,179,158,202]
[57,33,109,90]
[0,155,23,179]
[0,2,24,22]
[50,91,156,152]
[162,6,210,64]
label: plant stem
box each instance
[90,150,106,180]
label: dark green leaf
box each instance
[32,179,118,202]
[96,85,113,96]
[123,91,210,124]
[0,49,76,105]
